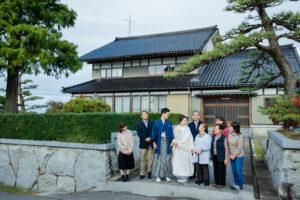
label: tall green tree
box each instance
[168,0,299,95]
[0,0,82,113]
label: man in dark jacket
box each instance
[188,111,203,179]
[137,111,154,179]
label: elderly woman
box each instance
[211,124,229,189]
[192,123,211,186]
[172,115,194,183]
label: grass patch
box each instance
[277,130,300,140]
[253,140,265,160]
[0,184,36,195]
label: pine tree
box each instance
[0,0,82,113]
[18,72,46,113]
[167,0,299,95]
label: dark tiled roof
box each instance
[62,75,195,93]
[80,26,218,62]
[195,44,300,87]
[63,45,300,93]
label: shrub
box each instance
[63,98,111,113]
[46,101,64,113]
[259,94,300,130]
[0,112,182,144]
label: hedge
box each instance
[0,112,182,144]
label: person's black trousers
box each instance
[197,164,210,183]
[213,156,226,186]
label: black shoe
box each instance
[204,181,210,186]
[121,175,125,182]
[140,175,145,179]
[125,174,129,182]
[147,173,152,179]
[195,180,200,185]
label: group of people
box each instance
[116,108,245,191]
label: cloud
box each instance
[1,0,300,113]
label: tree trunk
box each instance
[4,68,19,113]
[256,7,297,95]
[269,47,297,95]
[18,73,26,112]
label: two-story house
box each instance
[62,25,300,134]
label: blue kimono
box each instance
[151,119,174,155]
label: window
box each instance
[177,56,190,63]
[264,97,276,107]
[163,57,175,64]
[149,65,170,75]
[141,96,149,111]
[101,62,111,68]
[132,96,141,112]
[124,61,131,67]
[101,97,113,111]
[131,95,166,113]
[149,58,161,65]
[112,62,123,68]
[93,63,100,69]
[101,69,112,78]
[115,97,130,113]
[150,96,159,113]
[112,68,122,77]
[141,59,148,66]
[132,60,140,67]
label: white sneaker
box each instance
[177,179,187,183]
[156,177,162,183]
[166,177,172,182]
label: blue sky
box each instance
[0,0,299,113]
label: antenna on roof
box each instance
[122,13,135,36]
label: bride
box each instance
[172,115,194,183]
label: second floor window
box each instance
[101,68,122,78]
[149,65,175,75]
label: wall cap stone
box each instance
[267,130,300,149]
[0,138,115,150]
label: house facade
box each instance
[62,26,300,134]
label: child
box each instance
[117,122,134,182]
[192,123,211,186]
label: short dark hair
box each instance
[231,121,241,134]
[161,108,170,114]
[179,115,188,123]
[118,122,127,133]
[216,116,226,125]
[215,124,224,131]
[141,110,148,115]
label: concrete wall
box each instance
[167,94,189,116]
[251,95,273,125]
[0,132,141,193]
[266,130,300,199]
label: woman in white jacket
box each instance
[192,123,211,186]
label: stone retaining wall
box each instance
[0,131,140,192]
[266,130,300,199]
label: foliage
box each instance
[0,0,83,113]
[259,94,300,129]
[0,95,4,113]
[45,101,64,113]
[167,0,300,95]
[63,98,111,113]
[0,112,182,144]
